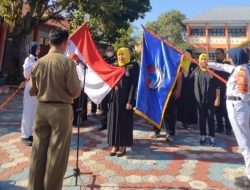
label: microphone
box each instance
[70,53,87,69]
[70,53,81,65]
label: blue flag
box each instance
[134,30,182,128]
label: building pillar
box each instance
[225,24,230,53]
[246,24,250,39]
[205,24,209,53]
[0,25,7,72]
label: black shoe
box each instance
[200,136,206,145]
[28,136,33,142]
[21,138,32,146]
[109,152,116,156]
[98,125,107,130]
[151,132,160,139]
[209,137,216,147]
[226,130,232,136]
[234,176,250,189]
[117,147,126,157]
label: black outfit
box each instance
[72,91,87,126]
[193,68,219,137]
[154,88,178,138]
[107,63,137,146]
[163,94,177,137]
[177,63,197,125]
[214,61,232,133]
[90,101,97,113]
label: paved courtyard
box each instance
[0,87,246,190]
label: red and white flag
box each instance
[67,22,125,104]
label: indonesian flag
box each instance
[67,22,125,104]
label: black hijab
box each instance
[228,48,249,66]
[29,42,40,57]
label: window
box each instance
[190,28,205,36]
[209,53,216,61]
[208,28,225,36]
[228,27,246,37]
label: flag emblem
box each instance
[146,66,163,89]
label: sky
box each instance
[133,0,250,30]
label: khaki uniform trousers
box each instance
[28,103,73,190]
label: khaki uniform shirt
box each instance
[29,47,81,104]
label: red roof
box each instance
[45,19,70,30]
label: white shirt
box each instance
[208,62,250,102]
[23,54,37,79]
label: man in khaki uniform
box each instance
[28,29,81,190]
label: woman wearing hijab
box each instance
[107,47,137,157]
[176,49,198,129]
[204,48,250,188]
[193,54,220,146]
[21,42,40,146]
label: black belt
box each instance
[227,96,241,101]
[40,101,68,104]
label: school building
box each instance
[182,7,250,60]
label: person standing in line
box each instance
[28,29,81,190]
[194,54,220,146]
[151,70,182,142]
[176,49,198,130]
[107,47,137,157]
[21,42,40,146]
[214,48,232,135]
[204,48,250,188]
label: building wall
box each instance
[186,23,250,60]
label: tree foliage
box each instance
[0,0,73,37]
[0,0,151,82]
[145,10,191,49]
[71,0,151,44]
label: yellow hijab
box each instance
[117,48,131,67]
[198,53,209,71]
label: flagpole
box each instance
[142,27,227,85]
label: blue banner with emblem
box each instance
[134,29,182,128]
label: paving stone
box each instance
[176,174,192,182]
[99,169,115,177]
[189,180,208,189]
[107,175,125,184]
[125,175,142,183]
[13,178,28,187]
[159,175,176,183]
[0,93,245,189]
[1,161,18,168]
[142,175,159,183]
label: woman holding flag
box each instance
[203,48,250,189]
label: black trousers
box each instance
[72,91,87,125]
[197,103,215,137]
[100,93,110,127]
[91,101,97,113]
[154,95,176,137]
[215,99,232,131]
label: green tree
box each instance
[71,0,151,44]
[0,0,151,82]
[145,10,191,50]
[0,0,74,82]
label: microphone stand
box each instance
[64,59,91,188]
